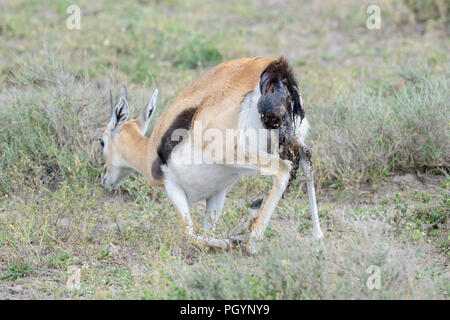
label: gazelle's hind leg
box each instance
[223,198,262,247]
[248,160,291,253]
[164,178,230,249]
[224,152,293,253]
[207,151,292,254]
[227,198,262,237]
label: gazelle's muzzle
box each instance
[100,163,132,191]
[100,164,107,187]
[100,164,118,190]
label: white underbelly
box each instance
[163,139,255,204]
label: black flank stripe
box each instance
[151,107,198,180]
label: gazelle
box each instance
[99,57,323,253]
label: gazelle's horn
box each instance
[123,85,129,103]
[109,89,114,114]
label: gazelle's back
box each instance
[149,57,273,146]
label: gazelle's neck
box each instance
[117,121,153,179]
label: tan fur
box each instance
[145,57,275,183]
[191,58,274,141]
[117,120,150,175]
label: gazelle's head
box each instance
[99,86,158,190]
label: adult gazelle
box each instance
[99,57,323,253]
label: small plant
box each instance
[392,192,449,256]
[49,252,72,269]
[393,193,409,229]
[1,262,34,281]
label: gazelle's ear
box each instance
[109,97,129,137]
[138,88,158,134]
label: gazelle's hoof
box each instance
[194,234,230,249]
[229,235,246,247]
[245,237,259,255]
[250,198,263,210]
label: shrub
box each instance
[310,64,449,187]
[0,56,106,194]
[403,0,448,22]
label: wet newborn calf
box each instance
[257,69,300,183]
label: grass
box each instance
[0,0,449,299]
[311,65,449,186]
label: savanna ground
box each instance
[0,0,449,299]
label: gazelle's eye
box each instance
[99,138,105,148]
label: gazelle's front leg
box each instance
[203,188,227,234]
[164,178,230,249]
